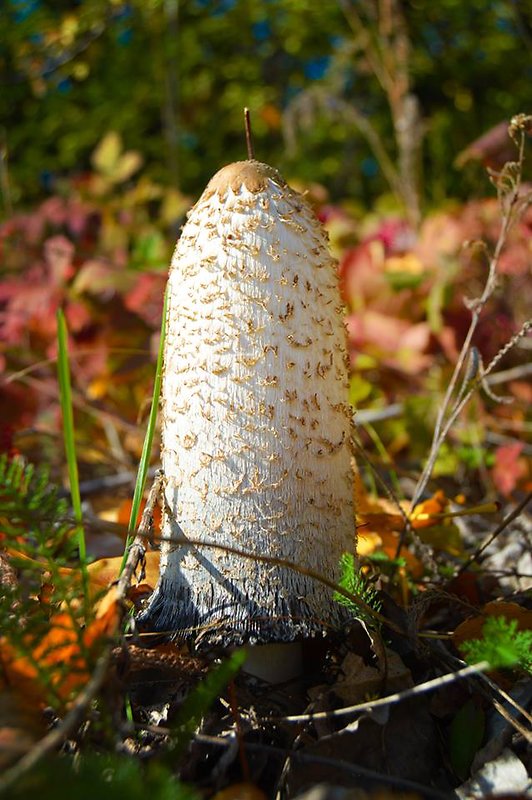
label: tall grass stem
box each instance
[120,287,168,573]
[56,309,88,594]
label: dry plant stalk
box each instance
[284,0,423,226]
[410,115,532,510]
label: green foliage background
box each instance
[2,0,531,206]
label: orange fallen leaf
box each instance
[117,497,161,533]
[379,531,425,579]
[453,601,532,651]
[0,591,121,707]
[409,490,448,528]
[357,531,383,557]
[356,476,450,533]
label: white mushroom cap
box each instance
[143,160,356,647]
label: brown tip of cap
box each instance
[203,160,286,199]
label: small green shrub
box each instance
[461,616,532,673]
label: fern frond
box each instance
[0,454,68,522]
[334,552,382,624]
[461,616,532,674]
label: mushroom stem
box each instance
[243,642,303,684]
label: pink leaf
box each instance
[492,443,526,496]
[123,273,165,327]
[43,235,75,285]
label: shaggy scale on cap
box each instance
[141,160,356,648]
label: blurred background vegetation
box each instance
[1,0,530,500]
[2,0,531,211]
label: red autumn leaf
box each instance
[123,272,165,327]
[346,311,432,375]
[65,300,93,333]
[454,120,531,170]
[491,442,526,496]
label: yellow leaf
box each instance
[91,131,122,175]
[87,551,160,597]
[385,253,424,274]
[112,151,143,184]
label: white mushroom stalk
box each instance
[143,160,356,649]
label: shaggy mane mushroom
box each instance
[141,158,356,672]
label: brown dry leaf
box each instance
[453,601,532,651]
[379,531,425,579]
[358,486,451,533]
[211,784,267,800]
[3,546,73,577]
[357,530,383,557]
[335,648,413,706]
[0,690,46,770]
[416,522,464,557]
[357,527,424,580]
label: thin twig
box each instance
[117,469,163,588]
[351,433,410,530]
[274,700,315,800]
[262,661,490,724]
[227,680,251,783]
[411,126,529,509]
[430,645,532,742]
[192,734,453,800]
[355,403,403,424]
[477,671,532,726]
[2,347,150,387]
[244,108,255,160]
[457,492,532,575]
[351,434,437,573]
[485,361,532,385]
[134,724,451,800]
[482,318,532,379]
[58,466,160,499]
[486,695,532,742]
[353,358,532,426]
[14,373,139,435]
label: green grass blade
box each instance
[171,649,247,758]
[56,309,88,591]
[120,286,168,572]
